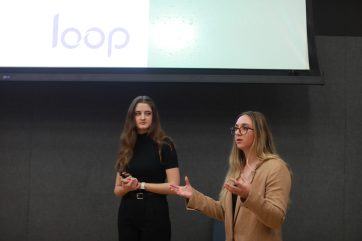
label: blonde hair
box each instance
[219,111,281,206]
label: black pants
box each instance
[118,192,171,241]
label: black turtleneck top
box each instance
[125,134,178,183]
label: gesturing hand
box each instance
[224,176,250,199]
[170,176,193,199]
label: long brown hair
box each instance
[115,96,168,173]
[219,111,285,205]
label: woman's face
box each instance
[134,103,153,134]
[233,114,255,151]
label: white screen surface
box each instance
[0,0,310,70]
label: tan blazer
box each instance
[187,158,292,241]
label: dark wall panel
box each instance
[0,99,33,241]
[283,37,347,241]
[344,38,362,241]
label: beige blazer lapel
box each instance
[224,191,234,241]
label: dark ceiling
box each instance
[312,0,362,36]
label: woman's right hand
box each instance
[170,176,193,199]
[122,175,140,191]
[114,172,140,197]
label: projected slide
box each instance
[0,0,310,70]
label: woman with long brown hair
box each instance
[114,96,180,241]
[171,111,292,241]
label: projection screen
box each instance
[0,0,321,83]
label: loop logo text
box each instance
[52,14,130,57]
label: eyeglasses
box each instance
[230,126,254,135]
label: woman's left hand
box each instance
[224,177,250,199]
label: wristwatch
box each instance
[140,182,146,190]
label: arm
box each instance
[187,188,225,221]
[143,139,180,195]
[170,176,225,221]
[244,163,292,229]
[142,167,180,195]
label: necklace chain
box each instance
[241,160,257,183]
[246,162,256,172]
[246,158,261,172]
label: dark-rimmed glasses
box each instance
[230,126,254,135]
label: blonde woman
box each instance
[171,111,292,241]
